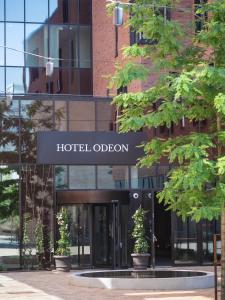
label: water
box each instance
[80,270,206,278]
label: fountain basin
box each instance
[72,269,214,290]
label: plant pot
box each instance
[131,253,150,270]
[54,255,71,272]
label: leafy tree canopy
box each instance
[110,0,225,222]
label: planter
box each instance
[131,253,150,270]
[54,255,71,272]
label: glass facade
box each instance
[0,0,92,95]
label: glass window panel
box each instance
[6,23,24,66]
[6,0,24,21]
[26,67,47,93]
[49,0,78,24]
[79,0,92,24]
[69,166,95,189]
[55,165,68,189]
[20,100,53,122]
[0,166,20,269]
[0,118,19,163]
[0,23,4,66]
[97,166,129,189]
[25,0,48,23]
[2,100,19,118]
[50,25,69,68]
[69,25,78,68]
[25,24,48,67]
[6,67,26,94]
[79,26,91,68]
[97,101,115,131]
[173,216,198,264]
[131,166,157,189]
[0,0,4,21]
[68,101,95,131]
[80,69,92,95]
[55,101,67,131]
[70,69,79,94]
[0,67,5,94]
[50,68,70,94]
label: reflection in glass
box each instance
[0,0,4,21]
[66,204,91,268]
[21,164,54,268]
[6,0,24,22]
[0,67,5,94]
[0,122,19,163]
[79,0,92,24]
[0,166,20,269]
[68,101,95,131]
[69,26,78,68]
[97,102,115,131]
[0,24,4,66]
[173,216,198,264]
[50,68,70,94]
[54,101,67,131]
[131,166,157,189]
[79,26,91,68]
[25,0,48,23]
[26,67,47,93]
[6,23,24,66]
[69,166,95,189]
[6,67,25,94]
[25,24,48,67]
[49,0,78,24]
[55,166,68,189]
[97,166,129,189]
[50,25,69,68]
[80,69,92,95]
[70,69,79,94]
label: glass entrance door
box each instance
[60,202,128,268]
[66,204,91,268]
[92,204,112,267]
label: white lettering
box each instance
[114,144,121,152]
[57,144,64,152]
[93,144,101,152]
[121,144,129,152]
[64,144,72,152]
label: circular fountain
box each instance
[72,269,214,290]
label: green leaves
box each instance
[132,207,149,253]
[214,93,225,115]
[110,62,149,89]
[110,0,225,222]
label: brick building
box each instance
[0,0,218,270]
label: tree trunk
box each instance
[221,209,225,299]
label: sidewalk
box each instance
[0,266,216,300]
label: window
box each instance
[6,0,24,22]
[25,0,48,23]
[69,166,95,189]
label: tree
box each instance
[109,0,225,297]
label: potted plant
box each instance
[34,215,45,269]
[131,206,150,270]
[54,207,71,272]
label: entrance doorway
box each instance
[154,196,171,265]
[59,201,127,269]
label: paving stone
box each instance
[0,266,216,300]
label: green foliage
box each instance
[22,214,33,270]
[0,167,19,223]
[110,0,225,222]
[132,207,149,253]
[55,207,70,256]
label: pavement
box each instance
[0,266,218,300]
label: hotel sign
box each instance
[37,131,146,165]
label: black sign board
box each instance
[37,131,146,165]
